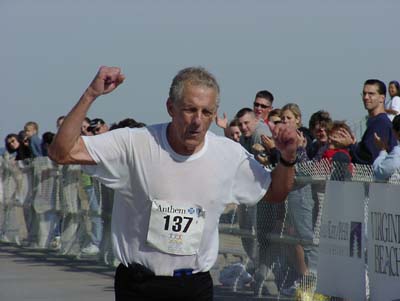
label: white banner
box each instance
[316,181,366,299]
[368,183,400,301]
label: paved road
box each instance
[0,243,114,301]
[0,243,290,301]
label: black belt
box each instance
[126,263,195,280]
[172,268,194,277]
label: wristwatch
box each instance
[279,156,298,167]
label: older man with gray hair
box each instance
[49,65,298,300]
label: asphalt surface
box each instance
[0,243,114,301]
[0,243,291,301]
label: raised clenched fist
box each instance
[86,66,125,98]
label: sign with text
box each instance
[316,181,366,300]
[368,183,400,301]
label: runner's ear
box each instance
[166,98,174,118]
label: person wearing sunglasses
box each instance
[87,118,109,135]
[253,90,274,124]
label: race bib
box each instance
[146,200,206,255]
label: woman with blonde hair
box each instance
[279,103,317,295]
[281,103,313,156]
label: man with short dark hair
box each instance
[49,66,298,300]
[334,79,397,164]
[253,90,274,123]
[235,107,277,296]
[236,108,271,153]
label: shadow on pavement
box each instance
[1,242,293,300]
[0,242,115,281]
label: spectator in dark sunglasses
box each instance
[87,118,109,135]
[253,90,274,124]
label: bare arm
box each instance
[385,108,399,115]
[262,123,298,203]
[48,66,125,165]
[215,112,230,137]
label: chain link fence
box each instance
[1,156,398,300]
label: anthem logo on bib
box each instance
[147,200,206,255]
[158,203,186,214]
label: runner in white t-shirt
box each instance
[49,66,299,301]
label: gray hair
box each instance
[169,66,220,105]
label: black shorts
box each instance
[114,263,213,301]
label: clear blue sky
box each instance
[1,0,399,141]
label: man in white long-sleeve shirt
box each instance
[373,115,400,180]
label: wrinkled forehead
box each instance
[179,83,219,106]
[183,82,218,96]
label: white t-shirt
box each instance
[82,123,270,275]
[385,96,400,121]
